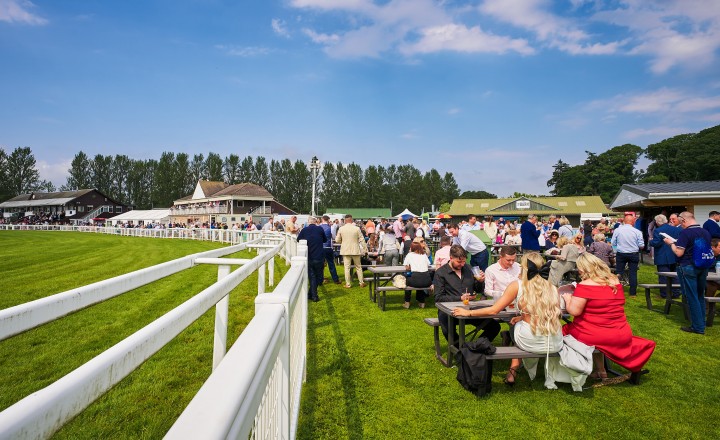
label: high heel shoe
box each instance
[504,367,519,386]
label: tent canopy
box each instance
[394,208,418,220]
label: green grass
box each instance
[0,231,290,438]
[298,262,720,439]
[2,232,719,439]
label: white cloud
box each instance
[447,107,461,115]
[37,159,70,185]
[302,28,340,44]
[0,0,47,25]
[271,18,289,38]
[400,131,419,139]
[623,126,689,140]
[215,45,271,57]
[589,88,720,116]
[400,24,534,56]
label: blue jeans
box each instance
[676,265,709,333]
[323,247,339,283]
[470,249,489,271]
[308,259,324,300]
[616,252,639,296]
[656,263,680,297]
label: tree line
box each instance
[0,148,461,215]
[547,124,720,202]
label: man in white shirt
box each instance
[484,246,521,301]
[611,212,645,297]
[448,223,489,270]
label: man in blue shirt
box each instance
[649,214,681,298]
[320,215,341,285]
[520,214,541,252]
[702,211,720,239]
[611,212,645,297]
[664,211,712,334]
[297,216,327,302]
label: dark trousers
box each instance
[308,259,324,300]
[656,263,679,297]
[616,252,640,296]
[470,249,489,271]
[323,247,339,282]
[438,310,500,344]
[406,271,432,303]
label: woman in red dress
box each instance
[561,253,656,378]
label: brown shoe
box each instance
[402,302,410,309]
[344,284,352,288]
[359,282,367,288]
[418,302,425,309]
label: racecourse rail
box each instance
[0,225,307,439]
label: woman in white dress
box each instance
[453,252,563,385]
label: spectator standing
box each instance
[297,216,326,302]
[702,211,720,238]
[335,214,367,288]
[520,214,541,252]
[611,213,644,297]
[285,216,299,235]
[664,211,713,334]
[557,216,574,239]
[587,233,614,267]
[380,225,400,266]
[320,215,341,285]
[447,223,490,270]
[649,214,681,298]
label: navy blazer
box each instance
[703,219,720,239]
[650,224,681,266]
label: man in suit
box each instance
[702,211,720,239]
[297,216,327,302]
[335,214,366,288]
[649,214,681,298]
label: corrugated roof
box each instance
[1,189,93,203]
[620,180,720,196]
[448,196,609,216]
[325,208,393,219]
[0,198,76,208]
[108,209,171,221]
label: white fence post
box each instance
[213,264,231,370]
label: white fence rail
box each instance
[0,228,307,440]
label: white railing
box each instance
[0,231,306,439]
[0,224,263,245]
[167,243,308,439]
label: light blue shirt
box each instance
[454,229,487,254]
[461,222,481,231]
[611,224,644,253]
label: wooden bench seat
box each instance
[375,285,431,310]
[638,283,681,310]
[423,318,448,367]
[706,297,720,327]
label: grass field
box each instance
[0,231,288,439]
[2,231,719,439]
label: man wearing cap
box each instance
[702,211,720,239]
[448,223,490,270]
[611,212,645,297]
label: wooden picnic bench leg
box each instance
[447,314,456,368]
[663,277,673,315]
[707,300,716,328]
[645,287,653,310]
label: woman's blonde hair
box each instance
[520,252,562,336]
[573,234,583,243]
[557,236,571,248]
[576,252,618,294]
[559,216,570,226]
[593,233,605,242]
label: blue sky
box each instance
[1,0,719,197]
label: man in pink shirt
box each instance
[434,236,453,269]
[484,246,521,301]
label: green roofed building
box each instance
[324,208,392,220]
[447,196,611,227]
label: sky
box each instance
[1,0,719,198]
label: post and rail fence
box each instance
[0,225,307,439]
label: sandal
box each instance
[589,371,608,381]
[504,367,519,386]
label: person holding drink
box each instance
[434,245,500,345]
[453,252,562,385]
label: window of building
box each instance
[236,200,245,208]
[78,206,85,213]
[116,206,123,213]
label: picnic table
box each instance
[656,271,720,320]
[435,300,519,367]
[367,265,407,308]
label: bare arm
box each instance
[562,293,587,316]
[453,281,518,317]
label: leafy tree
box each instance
[238,156,253,183]
[0,148,10,201]
[90,154,113,195]
[422,169,445,211]
[65,151,92,190]
[438,202,452,213]
[362,165,385,208]
[253,156,271,189]
[441,172,460,206]
[6,147,40,196]
[174,153,194,196]
[205,152,223,181]
[318,162,338,212]
[223,154,241,184]
[154,152,176,208]
[459,190,497,199]
[190,153,206,183]
[111,154,132,203]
